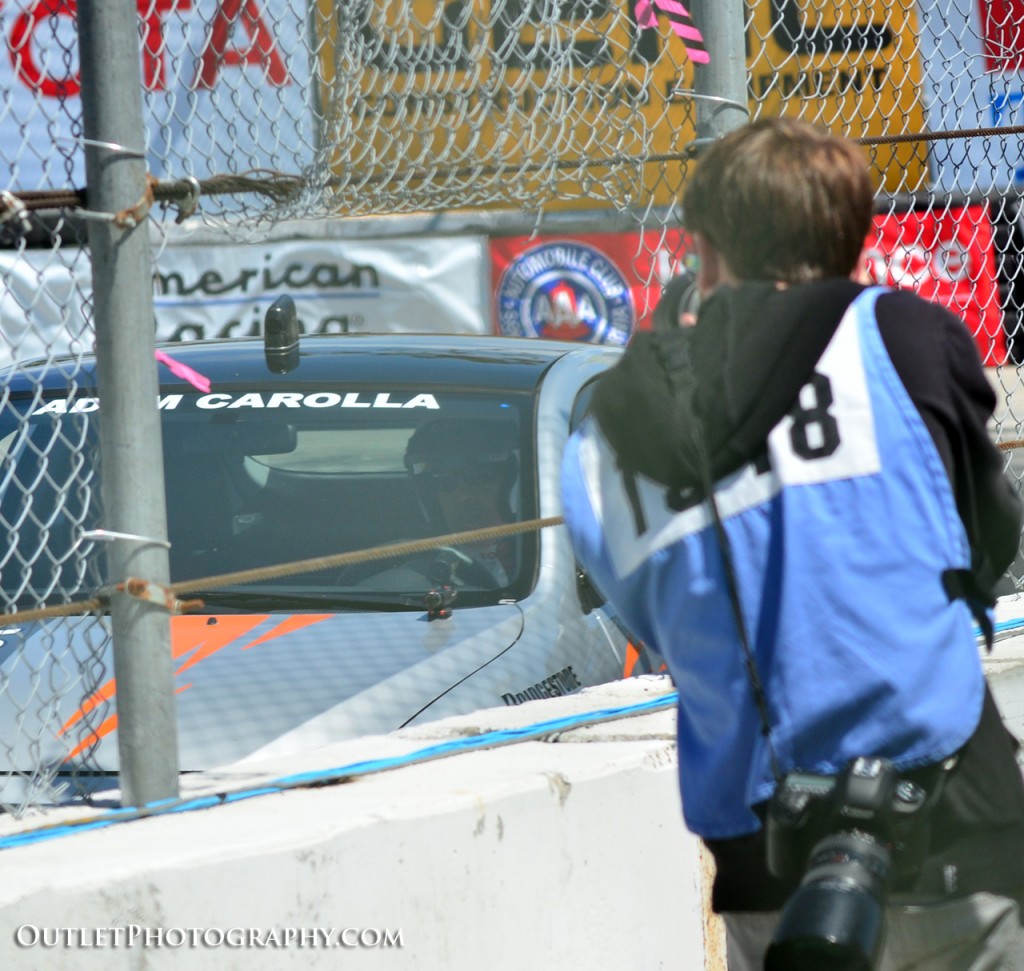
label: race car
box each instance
[0,313,658,806]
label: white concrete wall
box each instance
[0,677,725,971]
[988,593,1024,743]
[2,634,1022,971]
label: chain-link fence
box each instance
[3,0,1024,813]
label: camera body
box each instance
[767,755,929,883]
[764,756,932,971]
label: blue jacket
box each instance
[561,287,984,839]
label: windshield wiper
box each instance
[188,589,423,612]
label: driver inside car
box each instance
[404,418,519,587]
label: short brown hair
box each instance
[682,118,875,283]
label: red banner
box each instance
[863,203,1007,365]
[491,230,692,344]
[978,0,1024,71]
[492,206,1006,365]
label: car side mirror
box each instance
[576,567,605,615]
[264,295,300,374]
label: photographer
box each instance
[560,118,1024,969]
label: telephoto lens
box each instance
[764,829,891,971]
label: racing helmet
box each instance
[404,417,520,528]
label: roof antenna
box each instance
[264,295,300,374]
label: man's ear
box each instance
[693,233,725,297]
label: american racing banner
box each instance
[151,236,489,342]
[0,235,490,369]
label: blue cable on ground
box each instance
[4,611,1019,852]
[992,616,1024,636]
[4,609,1019,852]
[0,690,679,852]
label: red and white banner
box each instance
[3,209,1006,367]
[491,230,693,344]
[914,0,1024,191]
[492,210,1007,363]
[863,203,1007,365]
[0,0,314,192]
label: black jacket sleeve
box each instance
[592,281,1021,596]
[591,280,860,490]
[875,290,1023,592]
[593,282,1024,911]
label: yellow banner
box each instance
[315,0,928,211]
[746,0,930,195]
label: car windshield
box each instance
[0,386,537,612]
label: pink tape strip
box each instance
[675,26,704,42]
[155,349,212,393]
[635,0,657,28]
[634,0,709,63]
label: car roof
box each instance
[4,333,619,395]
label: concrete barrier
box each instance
[988,593,1024,743]
[0,676,725,971]
[2,610,1022,971]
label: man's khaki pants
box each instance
[723,893,1024,970]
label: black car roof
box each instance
[4,333,594,396]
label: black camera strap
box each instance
[652,329,784,785]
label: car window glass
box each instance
[250,427,412,474]
[0,389,537,611]
[570,377,603,431]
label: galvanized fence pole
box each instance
[692,0,750,146]
[78,0,180,805]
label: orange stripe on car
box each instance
[58,679,117,735]
[64,711,118,761]
[240,614,332,651]
[59,613,331,758]
[173,615,272,676]
[623,641,641,679]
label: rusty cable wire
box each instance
[0,515,566,625]
[4,430,1024,624]
[5,122,1024,220]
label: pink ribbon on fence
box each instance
[154,349,212,393]
[635,0,710,64]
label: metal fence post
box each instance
[78,0,180,805]
[692,0,750,145]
